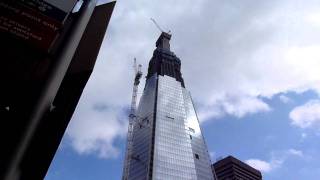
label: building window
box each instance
[188,127,195,133]
[142,117,149,125]
[195,154,199,159]
[189,135,192,140]
[165,115,174,120]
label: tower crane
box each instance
[150,18,171,34]
[122,58,142,180]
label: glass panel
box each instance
[153,75,214,180]
[127,74,214,180]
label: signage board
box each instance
[0,0,76,51]
[44,0,78,13]
[15,0,68,22]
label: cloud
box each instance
[174,0,320,121]
[279,95,292,104]
[246,157,283,173]
[66,98,128,158]
[288,149,304,157]
[245,159,272,173]
[246,148,304,173]
[305,12,320,27]
[66,0,320,158]
[289,100,320,128]
[198,94,271,122]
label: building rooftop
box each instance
[212,156,262,180]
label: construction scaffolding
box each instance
[122,58,142,180]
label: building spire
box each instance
[146,32,185,87]
[156,32,171,50]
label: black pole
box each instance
[3,1,97,179]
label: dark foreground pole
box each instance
[0,0,116,179]
[3,1,97,179]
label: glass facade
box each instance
[126,32,214,180]
[152,75,213,180]
[182,88,214,179]
[153,75,197,180]
[128,75,157,180]
[128,75,213,180]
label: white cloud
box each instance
[198,94,270,122]
[245,159,272,173]
[246,156,284,173]
[288,149,304,157]
[222,95,271,118]
[178,0,320,121]
[66,0,320,158]
[66,97,128,158]
[246,149,304,173]
[279,95,292,104]
[289,100,320,128]
[305,12,320,27]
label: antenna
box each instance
[150,18,171,34]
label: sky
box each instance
[46,0,320,179]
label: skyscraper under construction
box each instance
[123,32,214,180]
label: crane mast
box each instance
[122,58,142,180]
[150,18,171,34]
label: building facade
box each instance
[125,32,214,180]
[212,156,262,180]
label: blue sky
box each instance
[46,0,320,179]
[46,90,320,180]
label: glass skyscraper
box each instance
[125,32,214,180]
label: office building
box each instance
[124,32,214,180]
[212,156,262,180]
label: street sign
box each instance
[0,0,77,51]
[44,0,78,14]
